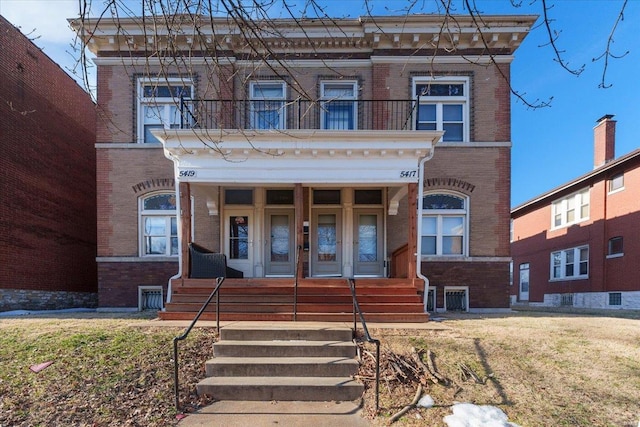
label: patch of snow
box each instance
[443,403,519,427]
[417,395,434,408]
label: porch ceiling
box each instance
[154,129,440,185]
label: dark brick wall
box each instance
[424,261,511,309]
[0,16,97,301]
[98,261,178,307]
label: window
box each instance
[551,188,589,228]
[137,78,193,143]
[550,246,588,280]
[421,193,467,256]
[609,173,624,193]
[414,77,469,142]
[225,189,254,205]
[313,189,341,205]
[608,236,623,257]
[321,81,357,130]
[140,193,177,256]
[250,81,286,129]
[608,292,622,306]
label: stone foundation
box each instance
[0,289,98,312]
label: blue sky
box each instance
[1,0,638,207]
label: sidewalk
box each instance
[177,400,371,426]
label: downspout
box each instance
[416,147,435,312]
[164,150,182,306]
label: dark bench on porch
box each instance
[189,242,243,279]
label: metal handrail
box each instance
[347,278,381,412]
[172,276,225,412]
[293,244,303,321]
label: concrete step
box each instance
[220,326,353,342]
[205,356,359,377]
[196,376,364,401]
[213,340,357,358]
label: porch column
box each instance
[407,183,417,279]
[179,182,191,280]
[294,183,304,279]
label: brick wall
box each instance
[0,17,97,305]
[98,261,177,307]
[425,261,511,309]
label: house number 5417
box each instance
[400,170,417,178]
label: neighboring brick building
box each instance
[0,15,97,311]
[511,115,640,310]
[71,13,535,314]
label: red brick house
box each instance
[511,115,640,310]
[71,13,535,317]
[0,15,97,311]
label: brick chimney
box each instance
[593,114,616,169]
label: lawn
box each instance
[1,310,638,426]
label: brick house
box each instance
[0,15,97,311]
[71,13,535,316]
[511,115,640,310]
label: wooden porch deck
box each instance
[159,277,429,322]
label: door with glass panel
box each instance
[311,210,342,276]
[265,209,295,276]
[519,263,530,301]
[353,209,384,276]
[224,210,253,277]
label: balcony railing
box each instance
[180,99,421,131]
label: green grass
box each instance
[0,315,215,427]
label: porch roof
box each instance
[154,129,440,185]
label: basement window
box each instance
[138,286,163,311]
[444,286,468,312]
[608,292,622,306]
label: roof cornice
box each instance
[70,14,537,57]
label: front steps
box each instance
[160,278,429,322]
[197,325,364,402]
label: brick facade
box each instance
[0,16,97,311]
[77,15,531,310]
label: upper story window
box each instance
[320,81,357,130]
[420,193,468,256]
[250,81,286,129]
[608,236,623,257]
[413,76,469,142]
[140,193,177,256]
[551,245,588,280]
[551,188,589,229]
[137,78,193,143]
[608,173,624,193]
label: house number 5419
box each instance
[179,170,196,178]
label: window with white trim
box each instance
[421,193,467,256]
[250,81,286,129]
[551,188,589,228]
[140,193,178,256]
[413,76,469,142]
[608,173,624,193]
[137,78,193,143]
[321,81,357,130]
[550,246,588,280]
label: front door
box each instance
[311,209,342,276]
[265,209,295,276]
[225,210,253,277]
[353,209,384,276]
[519,263,529,301]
